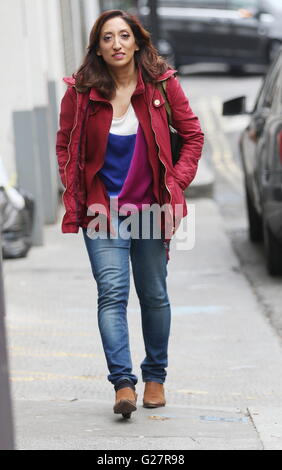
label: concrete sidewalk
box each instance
[3,197,282,450]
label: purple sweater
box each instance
[99,122,156,214]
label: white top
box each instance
[110,103,139,136]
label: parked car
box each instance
[138,0,282,71]
[223,47,282,275]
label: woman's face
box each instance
[97,17,139,69]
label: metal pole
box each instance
[0,239,14,450]
[148,0,159,47]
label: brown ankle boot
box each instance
[143,382,166,408]
[113,387,137,418]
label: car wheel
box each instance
[245,184,263,242]
[268,40,282,64]
[263,219,282,276]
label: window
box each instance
[159,1,228,9]
[255,56,282,111]
[263,65,281,109]
[101,0,137,10]
[227,0,259,9]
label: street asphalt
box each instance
[3,164,282,450]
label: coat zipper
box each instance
[148,88,172,208]
[61,88,79,210]
[148,88,174,263]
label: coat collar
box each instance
[132,66,177,95]
[157,68,177,82]
[63,66,177,102]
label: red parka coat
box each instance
[56,67,204,236]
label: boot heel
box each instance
[114,388,138,417]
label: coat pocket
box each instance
[172,178,185,206]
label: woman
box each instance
[56,9,204,419]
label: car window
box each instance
[159,0,261,10]
[254,56,282,110]
[268,76,281,112]
[159,1,228,8]
[263,62,282,109]
[227,0,259,9]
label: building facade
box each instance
[0,0,100,244]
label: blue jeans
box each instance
[82,211,171,387]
